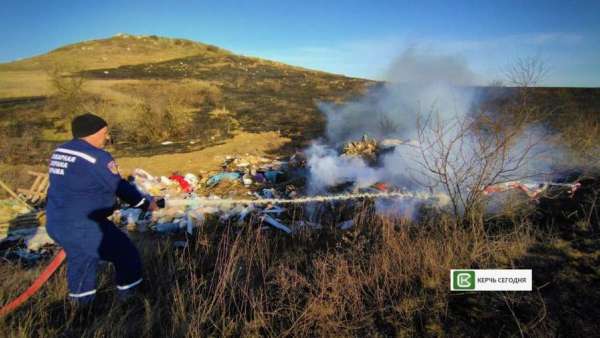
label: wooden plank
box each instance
[33,175,49,203]
[30,175,42,195]
[0,179,34,211]
[0,222,8,240]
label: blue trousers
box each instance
[47,220,142,303]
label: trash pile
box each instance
[0,143,586,265]
[341,134,418,164]
[0,205,55,265]
[0,199,32,239]
[342,134,380,163]
[115,153,311,235]
[482,181,581,200]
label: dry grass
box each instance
[0,34,230,99]
[0,205,537,337]
[0,71,52,98]
[115,131,290,176]
[0,35,229,73]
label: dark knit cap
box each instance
[71,113,108,138]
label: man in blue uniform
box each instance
[46,113,157,303]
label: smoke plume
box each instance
[306,47,559,217]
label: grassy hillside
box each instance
[0,34,232,98]
[0,34,374,165]
[0,34,230,72]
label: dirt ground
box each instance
[115,131,291,176]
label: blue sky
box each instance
[1,0,599,86]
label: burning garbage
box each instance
[0,142,586,265]
[342,134,380,163]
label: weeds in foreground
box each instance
[1,205,541,337]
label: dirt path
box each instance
[116,131,291,176]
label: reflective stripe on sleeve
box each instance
[55,148,97,164]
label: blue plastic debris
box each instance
[206,172,242,187]
[264,171,283,183]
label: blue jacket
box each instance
[46,139,146,230]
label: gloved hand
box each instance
[147,197,165,211]
[148,199,159,212]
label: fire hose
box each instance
[4,182,571,317]
[1,191,433,317]
[0,249,66,317]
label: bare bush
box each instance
[504,56,549,88]
[121,101,192,143]
[377,113,400,134]
[46,63,88,120]
[207,107,240,136]
[415,110,543,225]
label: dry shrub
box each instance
[46,63,88,121]
[112,79,222,108]
[110,80,229,144]
[0,119,52,166]
[206,107,240,136]
[558,112,600,167]
[117,101,191,143]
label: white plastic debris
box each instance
[293,220,322,231]
[24,227,55,251]
[261,215,292,234]
[186,213,194,235]
[160,176,174,185]
[184,173,198,186]
[1,227,55,251]
[380,139,420,149]
[262,206,286,215]
[337,220,354,230]
[238,205,255,223]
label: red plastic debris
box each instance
[169,174,192,193]
[373,182,389,192]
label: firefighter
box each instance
[46,113,157,303]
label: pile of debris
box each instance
[342,134,380,163]
[341,134,419,165]
[0,199,32,238]
[0,143,586,265]
[483,181,581,199]
[0,204,55,265]
[115,153,310,235]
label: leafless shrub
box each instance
[504,56,549,88]
[207,107,240,136]
[415,109,543,225]
[122,100,192,143]
[378,113,400,134]
[46,63,88,120]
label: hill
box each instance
[0,34,374,163]
[0,34,233,98]
[0,33,231,72]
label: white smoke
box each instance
[305,143,384,193]
[320,48,478,146]
[307,47,560,217]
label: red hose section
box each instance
[0,249,66,317]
